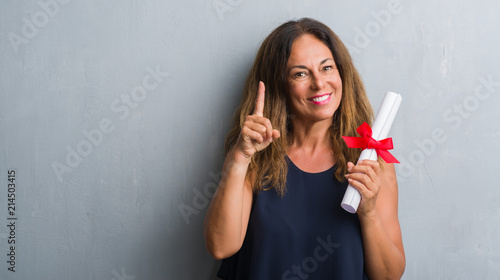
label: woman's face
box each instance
[285,34,342,123]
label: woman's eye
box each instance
[323,65,333,71]
[293,72,307,78]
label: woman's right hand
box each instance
[233,81,281,160]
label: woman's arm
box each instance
[346,160,405,280]
[203,149,254,260]
[203,81,280,260]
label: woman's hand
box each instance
[345,160,382,217]
[233,81,280,160]
[346,160,406,278]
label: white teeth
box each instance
[311,94,330,102]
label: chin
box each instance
[318,108,337,119]
[311,112,335,122]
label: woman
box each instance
[204,18,405,279]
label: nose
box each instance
[310,71,324,90]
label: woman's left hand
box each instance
[345,160,382,217]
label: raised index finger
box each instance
[253,81,265,116]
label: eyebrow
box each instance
[288,58,335,73]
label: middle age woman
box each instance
[204,18,405,280]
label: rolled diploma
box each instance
[341,91,402,213]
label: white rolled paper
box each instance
[341,91,402,213]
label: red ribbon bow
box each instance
[342,122,399,164]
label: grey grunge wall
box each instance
[1,0,499,279]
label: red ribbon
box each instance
[342,122,399,164]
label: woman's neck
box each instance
[287,117,336,173]
[288,117,333,155]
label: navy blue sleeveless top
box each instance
[217,157,369,280]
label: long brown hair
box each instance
[225,18,374,196]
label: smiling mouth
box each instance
[308,93,332,102]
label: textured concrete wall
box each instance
[1,0,499,279]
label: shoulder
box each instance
[376,160,400,231]
[379,161,398,197]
